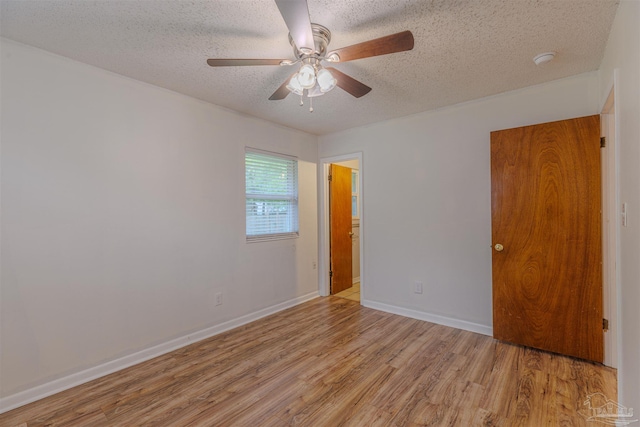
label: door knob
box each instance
[349,231,354,237]
[494,244,504,252]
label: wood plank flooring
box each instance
[0,297,617,426]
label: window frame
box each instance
[245,147,299,243]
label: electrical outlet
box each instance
[622,202,628,227]
[215,292,223,306]
[312,261,317,270]
[414,281,423,294]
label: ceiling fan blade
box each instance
[325,67,372,98]
[269,72,298,100]
[327,31,414,63]
[207,59,286,67]
[275,0,315,53]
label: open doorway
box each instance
[330,161,360,301]
[319,153,364,303]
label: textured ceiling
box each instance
[0,0,619,135]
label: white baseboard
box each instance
[352,276,360,284]
[362,299,493,337]
[0,291,319,415]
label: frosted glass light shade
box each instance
[317,68,337,93]
[297,64,316,89]
[307,84,325,98]
[286,74,303,95]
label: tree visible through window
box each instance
[245,149,298,241]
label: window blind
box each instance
[245,149,299,242]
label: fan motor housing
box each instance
[289,23,331,58]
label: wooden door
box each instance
[491,115,603,362]
[330,164,353,294]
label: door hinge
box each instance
[600,137,606,148]
[603,318,609,331]
[329,271,333,294]
[328,174,332,181]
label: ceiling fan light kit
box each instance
[297,63,317,89]
[284,59,336,110]
[317,68,337,93]
[207,0,414,113]
[286,74,304,96]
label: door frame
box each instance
[600,72,621,368]
[319,152,364,301]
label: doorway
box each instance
[330,161,361,301]
[319,153,364,302]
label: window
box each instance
[245,148,298,242]
[351,169,359,219]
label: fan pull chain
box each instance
[309,96,314,113]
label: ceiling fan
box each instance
[206,0,414,112]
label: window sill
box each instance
[246,232,299,243]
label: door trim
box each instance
[600,72,620,369]
[319,152,364,301]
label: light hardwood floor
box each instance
[0,297,616,426]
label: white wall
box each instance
[319,72,600,329]
[0,39,318,402]
[598,0,640,411]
